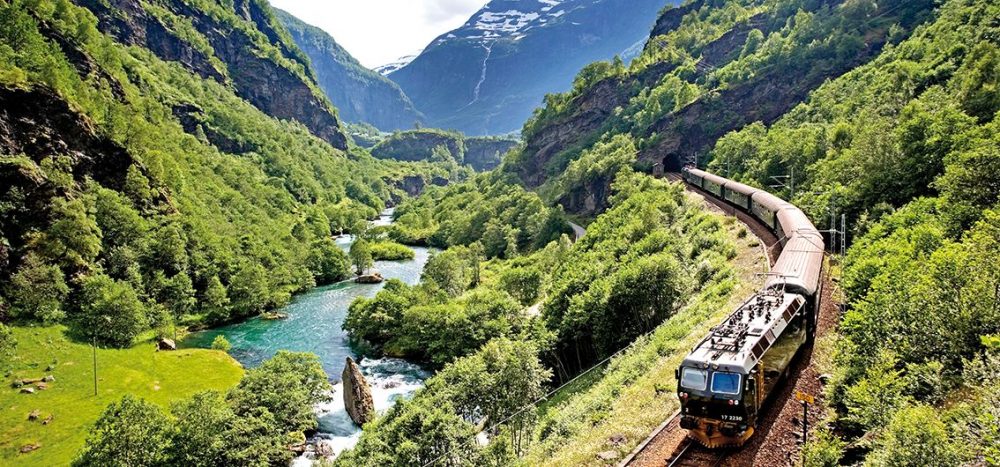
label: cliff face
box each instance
[465,137,519,172]
[0,86,152,280]
[276,9,425,132]
[74,0,348,149]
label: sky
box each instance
[269,0,487,69]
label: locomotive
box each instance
[676,167,825,448]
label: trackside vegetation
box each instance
[706,0,1000,464]
[336,170,747,464]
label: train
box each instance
[674,167,825,448]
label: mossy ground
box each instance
[0,326,243,466]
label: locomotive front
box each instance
[677,363,756,447]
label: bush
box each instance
[211,335,231,352]
[0,323,15,367]
[368,241,415,261]
[866,405,964,467]
[802,429,845,467]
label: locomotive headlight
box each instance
[680,392,688,399]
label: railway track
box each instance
[667,439,728,467]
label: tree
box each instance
[201,276,230,323]
[308,237,351,284]
[169,391,288,466]
[74,395,171,467]
[76,274,148,348]
[422,248,471,297]
[227,351,331,434]
[228,263,269,318]
[498,267,542,306]
[349,239,374,276]
[34,197,102,270]
[6,252,69,322]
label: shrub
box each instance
[368,241,416,261]
[211,335,231,352]
[866,405,964,467]
[802,428,845,467]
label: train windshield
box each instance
[680,367,708,391]
[711,371,742,395]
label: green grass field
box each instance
[0,326,243,466]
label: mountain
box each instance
[275,10,426,131]
[507,0,938,215]
[388,0,675,135]
[0,0,452,348]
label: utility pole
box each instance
[841,214,847,256]
[92,333,98,396]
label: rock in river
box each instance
[342,357,375,426]
[355,272,384,284]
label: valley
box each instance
[1,0,998,466]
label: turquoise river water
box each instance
[183,210,431,460]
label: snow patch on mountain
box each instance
[376,54,418,75]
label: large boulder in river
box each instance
[355,272,384,284]
[342,357,375,427]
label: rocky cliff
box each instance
[465,137,519,172]
[388,0,676,135]
[342,357,375,426]
[276,9,425,132]
[74,0,348,149]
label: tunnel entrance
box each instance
[663,154,683,173]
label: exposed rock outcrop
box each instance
[157,338,177,351]
[342,357,375,426]
[464,137,518,172]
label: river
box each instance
[183,210,431,461]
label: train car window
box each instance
[680,367,708,391]
[711,372,742,395]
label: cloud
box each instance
[423,0,484,22]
